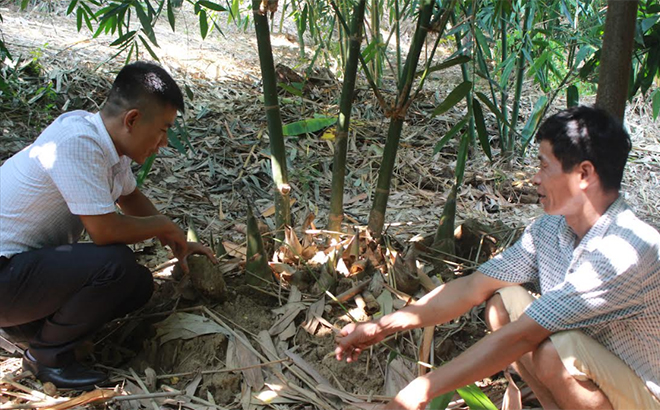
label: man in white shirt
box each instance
[335,106,660,409]
[0,62,215,389]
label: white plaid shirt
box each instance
[480,197,660,400]
[0,111,136,258]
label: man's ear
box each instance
[123,109,141,130]
[578,160,597,189]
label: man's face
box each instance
[532,140,583,215]
[125,105,177,164]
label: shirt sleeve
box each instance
[526,234,650,332]
[44,134,117,215]
[116,157,137,198]
[479,219,540,284]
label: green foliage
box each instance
[456,383,498,410]
[282,115,337,136]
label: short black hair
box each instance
[535,105,631,192]
[104,61,184,117]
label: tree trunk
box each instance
[595,0,638,121]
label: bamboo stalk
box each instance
[508,1,530,146]
[327,0,367,233]
[367,0,435,238]
[252,0,291,235]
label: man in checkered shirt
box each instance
[335,106,660,409]
[0,62,215,389]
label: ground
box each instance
[1,2,659,409]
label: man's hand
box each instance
[384,378,431,410]
[176,241,217,274]
[335,321,384,363]
[157,221,217,273]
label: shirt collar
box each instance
[574,196,628,252]
[89,112,121,167]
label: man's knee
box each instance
[484,293,509,331]
[532,339,568,386]
[89,244,143,285]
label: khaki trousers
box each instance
[497,286,660,410]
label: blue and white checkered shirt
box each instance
[479,197,660,400]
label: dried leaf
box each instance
[155,313,231,345]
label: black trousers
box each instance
[0,243,153,367]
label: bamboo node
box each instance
[279,183,291,194]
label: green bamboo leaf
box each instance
[429,391,455,410]
[82,8,93,31]
[417,55,471,77]
[282,116,337,136]
[566,85,579,108]
[361,39,378,64]
[167,127,187,154]
[301,4,308,34]
[134,2,158,45]
[230,0,240,22]
[66,0,79,15]
[652,89,660,120]
[110,30,136,46]
[76,7,84,31]
[138,34,160,61]
[136,154,156,187]
[456,384,497,410]
[472,99,492,161]
[455,131,469,186]
[474,27,492,61]
[199,9,209,38]
[198,0,227,11]
[432,81,472,116]
[167,0,176,30]
[475,92,512,129]
[278,82,303,97]
[20,0,29,10]
[433,117,468,155]
[521,95,548,154]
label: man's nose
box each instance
[532,171,541,185]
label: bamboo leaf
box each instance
[167,0,176,30]
[456,384,498,410]
[138,34,160,61]
[474,26,492,61]
[521,95,548,154]
[429,391,455,410]
[76,7,84,31]
[82,8,93,31]
[167,128,187,154]
[282,116,337,136]
[455,131,469,186]
[278,82,303,97]
[20,0,29,10]
[475,92,512,129]
[472,99,492,161]
[566,85,579,108]
[110,30,136,47]
[433,117,467,155]
[417,55,471,77]
[136,154,156,187]
[66,0,79,15]
[135,2,158,45]
[652,89,660,120]
[199,9,209,38]
[198,0,226,11]
[432,81,472,116]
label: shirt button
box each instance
[569,269,574,273]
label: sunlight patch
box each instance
[28,142,57,169]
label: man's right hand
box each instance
[334,321,385,363]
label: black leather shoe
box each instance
[22,353,108,390]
